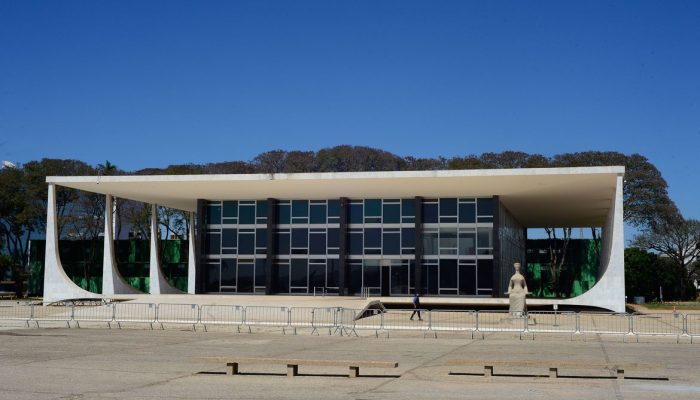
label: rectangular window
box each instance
[382,231,400,255]
[327,200,340,223]
[349,202,363,224]
[327,228,339,248]
[310,204,327,224]
[222,201,238,218]
[349,230,363,255]
[239,205,255,225]
[291,228,308,248]
[439,259,458,289]
[206,204,221,225]
[459,230,476,256]
[309,232,326,255]
[221,229,237,248]
[276,203,291,224]
[439,198,457,216]
[349,262,362,294]
[206,262,220,292]
[383,203,400,224]
[401,199,415,221]
[255,259,266,288]
[290,259,308,288]
[364,199,381,223]
[364,228,381,249]
[237,262,254,292]
[477,259,493,289]
[292,200,309,217]
[477,227,493,255]
[477,198,494,216]
[308,262,325,290]
[439,228,458,254]
[423,230,439,255]
[459,202,476,223]
[221,259,236,287]
[363,260,381,288]
[401,228,415,248]
[276,262,289,293]
[238,232,255,255]
[459,263,476,295]
[255,228,267,249]
[256,200,268,224]
[206,233,221,255]
[422,202,438,223]
[326,259,339,288]
[275,231,290,255]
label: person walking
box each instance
[409,293,422,321]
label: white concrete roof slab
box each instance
[47,166,624,227]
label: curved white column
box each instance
[187,212,196,294]
[559,174,626,312]
[102,195,141,295]
[148,203,184,294]
[43,184,101,304]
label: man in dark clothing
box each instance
[409,293,422,321]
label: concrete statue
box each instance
[507,262,528,315]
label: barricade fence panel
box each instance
[311,307,338,329]
[429,310,478,332]
[288,307,316,328]
[0,304,33,321]
[477,311,526,332]
[687,314,700,336]
[382,309,430,331]
[114,303,157,324]
[578,312,630,335]
[244,306,290,327]
[352,309,383,331]
[157,303,200,324]
[200,305,245,326]
[527,311,577,334]
[72,304,115,322]
[31,305,73,322]
[631,313,685,336]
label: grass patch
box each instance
[642,302,700,310]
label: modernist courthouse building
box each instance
[43,167,626,312]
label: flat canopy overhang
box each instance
[47,166,624,227]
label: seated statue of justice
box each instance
[507,262,528,316]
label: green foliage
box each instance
[625,247,696,301]
[526,239,599,298]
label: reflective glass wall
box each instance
[203,197,494,296]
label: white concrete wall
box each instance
[42,184,101,304]
[559,174,626,312]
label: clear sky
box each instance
[1,1,698,221]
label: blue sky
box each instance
[1,1,698,223]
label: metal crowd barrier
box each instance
[382,309,430,337]
[4,302,700,343]
[631,312,685,343]
[157,303,200,330]
[476,311,527,338]
[527,311,578,339]
[72,303,115,328]
[114,303,157,329]
[577,312,631,340]
[0,303,33,327]
[686,314,700,343]
[32,305,73,328]
[244,306,291,334]
[200,304,245,332]
[429,310,478,338]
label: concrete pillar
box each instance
[187,211,196,294]
[42,183,101,303]
[148,203,183,294]
[102,195,141,295]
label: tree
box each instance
[633,218,700,300]
[543,227,572,297]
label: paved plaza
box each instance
[1,323,699,400]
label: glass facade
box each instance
[203,197,494,296]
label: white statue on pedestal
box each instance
[507,262,528,316]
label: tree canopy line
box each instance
[1,146,698,300]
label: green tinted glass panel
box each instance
[206,206,221,225]
[383,203,400,223]
[276,204,290,224]
[256,200,268,217]
[239,205,255,224]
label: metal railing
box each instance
[2,303,699,342]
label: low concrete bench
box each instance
[446,359,658,380]
[197,356,398,378]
